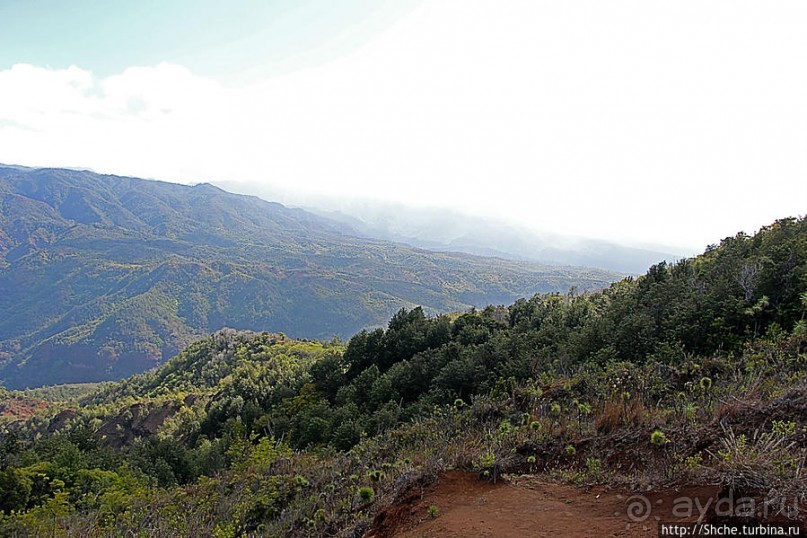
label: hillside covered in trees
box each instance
[0,164,620,389]
[0,216,804,536]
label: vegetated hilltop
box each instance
[0,216,803,536]
[0,164,619,388]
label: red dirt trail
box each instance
[369,471,723,538]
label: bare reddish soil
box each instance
[0,395,48,421]
[369,472,730,538]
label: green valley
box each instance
[0,165,620,388]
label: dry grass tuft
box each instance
[595,395,645,435]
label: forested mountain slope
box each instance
[0,216,803,536]
[0,164,619,388]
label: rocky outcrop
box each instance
[97,401,183,448]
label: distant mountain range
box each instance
[0,165,621,388]
[312,205,684,275]
[214,182,686,274]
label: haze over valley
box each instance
[216,180,687,274]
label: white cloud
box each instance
[1,0,806,251]
[0,63,232,181]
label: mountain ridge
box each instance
[0,164,621,388]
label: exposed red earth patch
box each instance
[368,471,800,538]
[0,395,48,421]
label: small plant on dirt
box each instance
[558,468,586,485]
[551,403,562,415]
[575,401,592,432]
[699,377,713,391]
[213,523,237,538]
[709,422,802,497]
[526,384,544,399]
[717,434,746,462]
[358,487,375,503]
[772,420,797,437]
[669,451,706,480]
[479,452,501,482]
[367,470,384,482]
[427,505,440,519]
[684,452,703,469]
[682,402,698,424]
[527,455,536,464]
[480,452,496,470]
[650,430,669,446]
[565,444,576,455]
[585,457,603,480]
[530,420,542,431]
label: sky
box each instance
[0,0,805,252]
